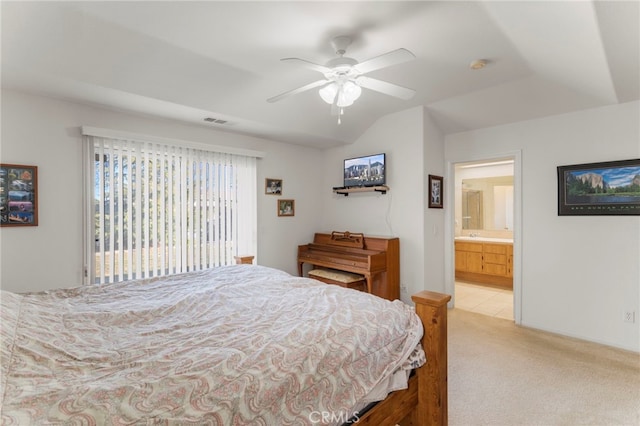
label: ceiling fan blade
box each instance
[267,79,329,103]
[354,48,415,74]
[281,58,332,74]
[356,76,416,100]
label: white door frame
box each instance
[444,150,523,324]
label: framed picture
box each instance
[1,163,38,226]
[557,158,640,216]
[265,178,282,195]
[428,175,443,208]
[277,199,295,217]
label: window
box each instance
[83,129,257,284]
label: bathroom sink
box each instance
[455,236,513,243]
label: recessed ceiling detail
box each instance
[1,1,637,148]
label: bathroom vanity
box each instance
[455,237,513,289]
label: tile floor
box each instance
[454,281,514,321]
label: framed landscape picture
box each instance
[557,158,640,216]
[0,163,38,226]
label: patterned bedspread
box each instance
[0,265,424,425]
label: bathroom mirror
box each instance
[461,176,513,230]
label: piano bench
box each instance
[308,268,366,292]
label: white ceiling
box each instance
[2,1,638,149]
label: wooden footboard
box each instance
[357,291,451,426]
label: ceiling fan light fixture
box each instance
[319,81,362,107]
[319,83,338,104]
[340,81,362,106]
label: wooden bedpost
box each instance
[411,291,451,426]
[354,291,451,426]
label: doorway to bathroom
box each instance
[453,157,516,321]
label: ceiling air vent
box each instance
[204,117,228,125]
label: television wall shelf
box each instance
[333,185,389,196]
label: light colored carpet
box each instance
[448,308,640,425]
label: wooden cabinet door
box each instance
[466,252,484,273]
[455,249,466,271]
[455,242,483,273]
[455,250,483,273]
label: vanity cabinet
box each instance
[482,243,508,276]
[454,242,483,274]
[455,240,513,289]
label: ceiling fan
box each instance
[267,36,416,123]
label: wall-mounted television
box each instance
[344,153,386,188]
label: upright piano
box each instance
[297,231,400,300]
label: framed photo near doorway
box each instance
[428,175,444,208]
[0,163,38,226]
[557,158,640,216]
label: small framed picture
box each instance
[277,199,295,217]
[1,163,38,226]
[265,178,282,195]
[428,175,443,209]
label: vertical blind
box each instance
[84,132,257,284]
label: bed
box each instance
[1,265,449,425]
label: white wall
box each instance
[0,89,323,292]
[423,109,446,295]
[256,140,325,274]
[321,106,446,302]
[446,101,640,352]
